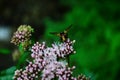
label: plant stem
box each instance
[67,55,70,66]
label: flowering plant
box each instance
[11,25,89,80]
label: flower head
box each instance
[52,39,76,58]
[13,39,89,80]
[13,62,40,80]
[11,25,34,45]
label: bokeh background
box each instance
[0,0,120,80]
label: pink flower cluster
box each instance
[13,62,40,80]
[51,39,76,58]
[13,39,89,80]
[11,25,33,45]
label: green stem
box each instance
[67,55,70,66]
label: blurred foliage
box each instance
[0,0,69,26]
[0,66,16,80]
[0,49,11,54]
[43,0,120,80]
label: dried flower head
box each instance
[11,25,34,45]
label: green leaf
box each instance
[0,49,11,54]
[0,66,16,80]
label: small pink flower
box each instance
[11,25,33,45]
